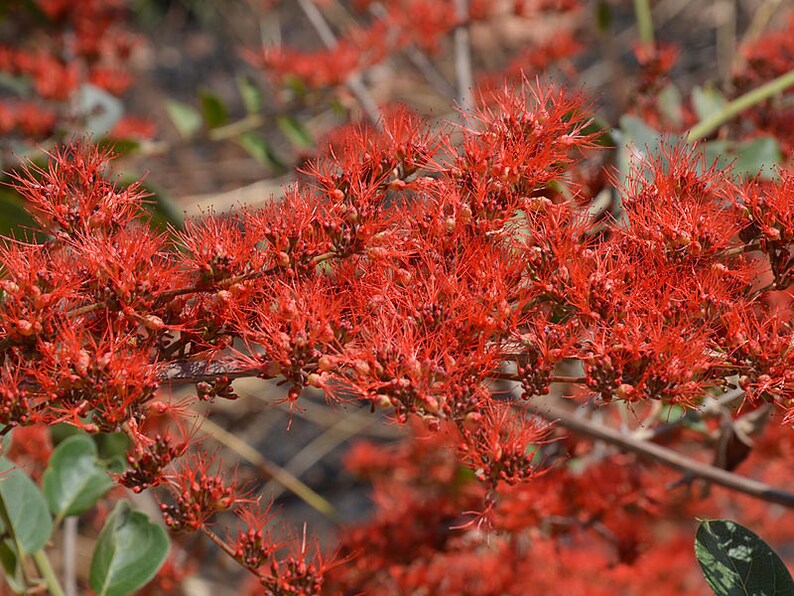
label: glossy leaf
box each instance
[166,100,202,138]
[43,434,113,520]
[695,519,794,595]
[0,458,53,554]
[90,501,169,596]
[199,90,229,129]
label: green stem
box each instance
[633,0,654,45]
[687,68,794,141]
[32,550,66,596]
[208,113,265,141]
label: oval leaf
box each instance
[277,115,313,150]
[238,131,286,172]
[0,458,53,554]
[734,137,782,181]
[90,501,169,596]
[165,100,202,139]
[692,86,728,123]
[199,90,229,129]
[43,435,113,520]
[236,74,263,114]
[695,519,794,596]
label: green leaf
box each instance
[165,100,202,139]
[0,539,24,593]
[0,458,53,554]
[595,1,612,32]
[617,115,669,179]
[123,177,184,230]
[77,84,124,137]
[0,539,18,579]
[0,189,38,239]
[237,74,263,114]
[43,435,113,520]
[199,91,229,129]
[95,432,131,464]
[238,131,286,172]
[695,519,794,596]
[277,115,313,150]
[657,83,683,128]
[0,73,31,97]
[97,137,142,157]
[692,86,728,123]
[89,501,169,596]
[733,137,781,180]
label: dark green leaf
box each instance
[165,100,202,138]
[90,501,169,596]
[97,137,142,157]
[238,131,286,172]
[695,519,794,596]
[43,435,113,520]
[0,189,38,239]
[95,432,131,463]
[118,175,184,230]
[199,91,229,129]
[595,1,612,32]
[277,115,313,150]
[237,74,263,114]
[0,539,17,578]
[0,539,23,593]
[0,458,53,554]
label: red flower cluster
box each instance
[3,76,794,588]
[330,417,794,594]
[248,0,582,98]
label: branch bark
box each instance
[523,398,794,508]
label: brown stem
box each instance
[160,363,262,384]
[488,371,586,385]
[522,398,794,508]
[201,526,238,560]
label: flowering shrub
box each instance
[2,1,794,594]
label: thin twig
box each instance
[522,398,794,508]
[369,2,456,99]
[261,406,377,500]
[453,0,474,113]
[295,0,383,128]
[31,551,66,596]
[687,68,794,141]
[633,0,655,45]
[201,526,237,560]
